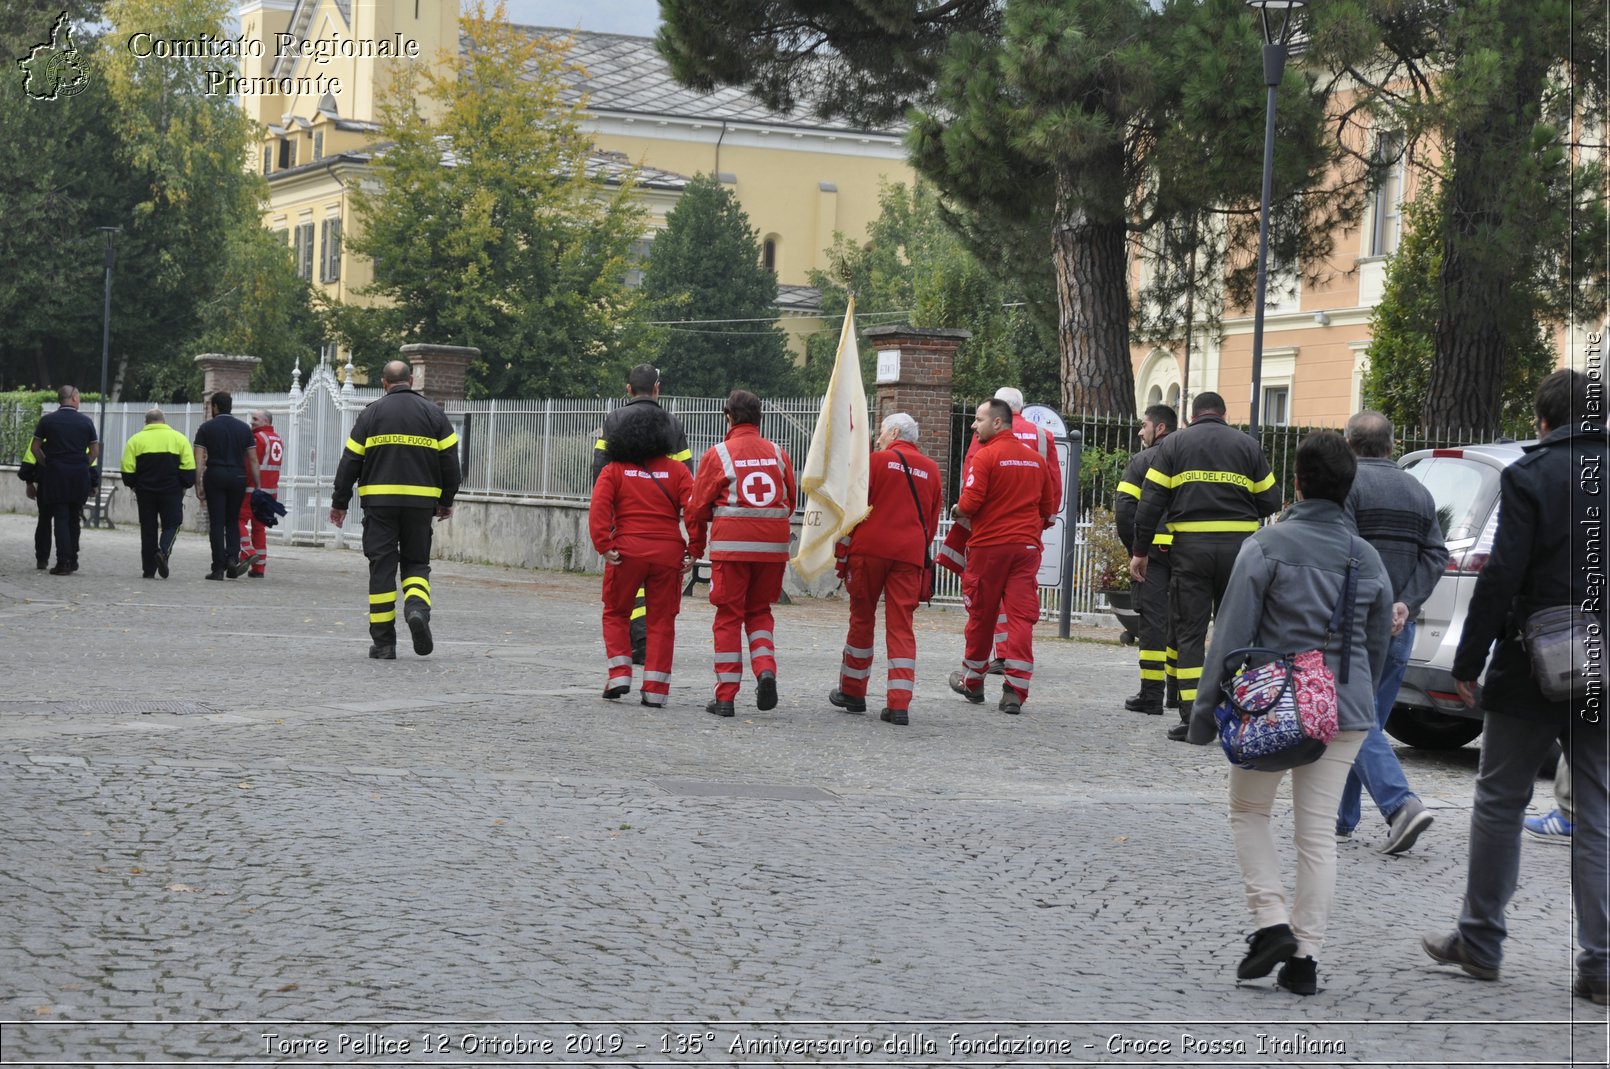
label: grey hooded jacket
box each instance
[1187,498,1395,744]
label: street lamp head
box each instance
[1247,0,1306,47]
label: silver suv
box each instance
[1385,441,1529,749]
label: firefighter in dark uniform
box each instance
[330,360,463,660]
[1131,391,1281,740]
[591,364,693,664]
[1114,403,1177,715]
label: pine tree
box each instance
[660,0,1361,418]
[641,175,796,397]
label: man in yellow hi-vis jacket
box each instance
[1130,392,1281,740]
[330,361,462,660]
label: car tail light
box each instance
[1431,449,1465,458]
[1445,548,1490,574]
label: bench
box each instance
[81,481,118,530]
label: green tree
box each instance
[342,2,652,398]
[803,180,1058,403]
[1364,187,1556,439]
[1345,0,1606,431]
[641,175,796,396]
[660,0,1363,418]
[183,225,326,394]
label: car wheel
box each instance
[1385,707,1484,750]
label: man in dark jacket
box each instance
[1115,403,1177,714]
[330,361,463,660]
[1336,410,1449,855]
[1130,392,1282,739]
[1423,368,1609,1007]
[29,385,100,575]
[592,364,693,663]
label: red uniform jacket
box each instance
[850,440,941,566]
[963,412,1063,513]
[254,427,283,493]
[958,432,1056,549]
[686,424,797,562]
[589,456,694,567]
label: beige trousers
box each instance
[1228,731,1367,960]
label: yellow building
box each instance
[238,0,913,367]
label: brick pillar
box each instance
[400,343,478,406]
[862,325,969,501]
[193,354,261,415]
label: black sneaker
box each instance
[1276,955,1318,995]
[603,685,629,700]
[706,699,735,718]
[405,603,433,657]
[880,708,909,726]
[828,689,866,713]
[204,570,225,581]
[368,644,396,660]
[756,671,778,711]
[155,549,169,579]
[1237,923,1298,980]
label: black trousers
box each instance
[33,504,51,566]
[203,471,246,573]
[136,491,185,576]
[40,466,89,568]
[362,505,435,645]
[1135,549,1173,701]
[1167,534,1247,715]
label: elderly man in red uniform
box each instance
[686,389,798,719]
[236,409,283,578]
[589,404,694,707]
[828,412,941,726]
[949,398,1056,714]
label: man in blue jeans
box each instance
[1335,411,1448,854]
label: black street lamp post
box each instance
[1245,0,1305,439]
[93,226,119,526]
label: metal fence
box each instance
[3,384,1484,623]
[446,395,825,498]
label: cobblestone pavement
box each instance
[0,514,1604,1067]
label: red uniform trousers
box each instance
[839,555,921,711]
[237,493,273,575]
[960,543,1040,699]
[602,557,682,706]
[709,560,784,702]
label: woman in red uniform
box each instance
[589,405,694,706]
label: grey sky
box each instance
[502,0,661,35]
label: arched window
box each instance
[762,235,779,274]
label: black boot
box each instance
[1125,686,1164,714]
[405,602,433,657]
[1276,955,1318,995]
[706,699,735,718]
[1238,924,1297,980]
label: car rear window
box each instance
[1399,456,1502,541]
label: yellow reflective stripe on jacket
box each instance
[668,448,692,462]
[1157,468,1275,493]
[1166,519,1260,533]
[1144,467,1170,487]
[1116,480,1141,499]
[364,433,457,451]
[595,438,608,451]
[345,437,366,456]
[1153,532,1174,546]
[357,483,442,498]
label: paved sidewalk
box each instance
[0,513,1602,1066]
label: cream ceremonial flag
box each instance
[792,297,872,581]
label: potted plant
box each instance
[1086,506,1132,604]
[1086,506,1142,643]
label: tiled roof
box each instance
[775,285,824,314]
[509,26,902,137]
[266,145,691,193]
